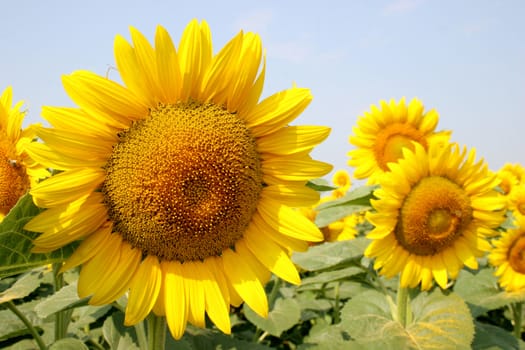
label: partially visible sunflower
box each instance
[496,167,519,198]
[0,86,47,219]
[348,97,450,184]
[365,141,505,290]
[489,216,525,292]
[300,169,364,242]
[24,20,332,339]
[509,186,525,219]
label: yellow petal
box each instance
[244,225,301,285]
[154,25,181,102]
[221,248,268,318]
[257,126,331,156]
[60,223,113,273]
[163,261,188,339]
[245,88,312,137]
[257,196,324,242]
[125,255,162,325]
[31,168,105,207]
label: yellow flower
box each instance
[489,216,525,292]
[348,97,450,184]
[365,142,505,290]
[500,163,525,186]
[24,20,332,339]
[301,169,364,242]
[509,186,525,219]
[0,86,47,219]
[496,168,519,197]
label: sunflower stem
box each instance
[333,282,341,324]
[134,318,148,350]
[5,301,47,350]
[396,284,410,328]
[513,302,523,339]
[52,263,67,341]
[147,313,167,350]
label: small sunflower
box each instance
[365,142,505,290]
[489,216,525,292]
[496,168,519,198]
[0,86,47,219]
[24,20,332,339]
[509,186,525,219]
[348,97,450,184]
[301,169,364,242]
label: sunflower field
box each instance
[1,19,524,350]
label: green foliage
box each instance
[0,186,523,349]
[0,195,76,278]
[313,186,375,227]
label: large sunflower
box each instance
[365,142,505,290]
[348,97,450,184]
[24,20,332,339]
[489,216,525,292]
[0,86,47,219]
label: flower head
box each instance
[0,86,47,219]
[489,216,525,292]
[365,141,505,290]
[25,20,332,339]
[348,97,450,184]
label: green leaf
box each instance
[243,297,301,337]
[306,179,337,192]
[299,266,363,286]
[315,186,376,211]
[314,186,374,227]
[340,289,475,350]
[292,238,369,271]
[0,267,50,303]
[102,311,139,350]
[0,194,77,278]
[454,269,525,317]
[49,338,89,350]
[34,282,90,318]
[471,321,518,350]
[408,290,474,350]
[180,325,272,349]
[299,321,359,350]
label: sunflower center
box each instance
[102,101,263,262]
[517,202,525,216]
[508,234,525,274]
[374,123,426,170]
[395,176,472,256]
[0,156,29,216]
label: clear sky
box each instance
[1,0,524,179]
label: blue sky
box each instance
[1,0,524,179]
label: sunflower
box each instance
[348,97,450,184]
[489,216,525,292]
[509,186,525,219]
[24,20,332,339]
[365,141,505,290]
[0,86,47,219]
[300,169,364,242]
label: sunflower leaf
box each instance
[49,338,89,350]
[340,289,475,350]
[0,267,50,303]
[0,194,77,278]
[471,321,518,350]
[34,281,91,318]
[454,269,525,317]
[292,238,369,271]
[306,179,337,192]
[243,297,301,337]
[408,289,474,350]
[102,311,139,350]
